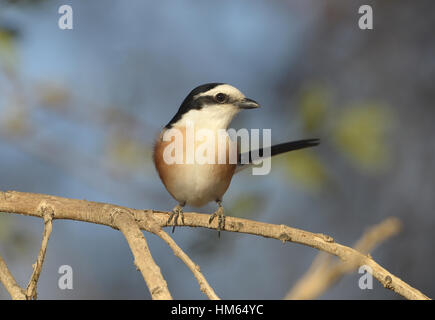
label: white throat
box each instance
[175,105,240,130]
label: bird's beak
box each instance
[236,98,260,109]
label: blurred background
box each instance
[1,0,434,299]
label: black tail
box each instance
[237,139,320,169]
[269,139,320,158]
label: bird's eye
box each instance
[215,93,227,103]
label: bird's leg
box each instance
[168,202,185,233]
[209,200,225,238]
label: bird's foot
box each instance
[209,205,225,238]
[168,204,184,233]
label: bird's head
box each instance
[165,83,260,130]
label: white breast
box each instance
[169,163,226,207]
[154,101,241,207]
[154,128,237,208]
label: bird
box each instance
[153,83,319,236]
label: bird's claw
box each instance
[209,206,225,238]
[168,205,184,233]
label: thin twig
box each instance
[26,203,54,299]
[0,254,26,300]
[156,229,220,300]
[284,217,402,300]
[109,207,172,300]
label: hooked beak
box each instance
[236,98,260,109]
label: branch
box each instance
[108,207,172,300]
[156,229,220,300]
[0,254,26,300]
[284,217,402,300]
[0,190,430,300]
[26,203,54,299]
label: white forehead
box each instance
[194,84,245,100]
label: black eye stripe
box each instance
[193,95,230,106]
[195,95,217,106]
[165,83,227,128]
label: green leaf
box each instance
[229,193,265,218]
[0,28,18,72]
[333,103,393,172]
[278,150,328,192]
[299,85,331,133]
